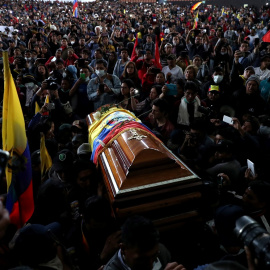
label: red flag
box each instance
[131,35,138,60]
[155,36,162,70]
[262,30,270,43]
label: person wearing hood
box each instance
[232,75,268,119]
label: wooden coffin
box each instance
[87,110,203,229]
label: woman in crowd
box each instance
[34,64,50,85]
[120,61,141,90]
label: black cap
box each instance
[52,149,74,172]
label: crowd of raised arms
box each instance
[0,0,270,269]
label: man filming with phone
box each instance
[87,59,121,110]
[234,40,260,69]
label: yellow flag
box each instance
[45,95,49,104]
[221,8,224,16]
[40,133,52,176]
[2,51,27,189]
[35,101,40,114]
[2,51,34,227]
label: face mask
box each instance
[25,82,35,88]
[213,75,223,84]
[62,72,67,78]
[173,41,177,46]
[25,57,32,61]
[71,41,75,45]
[220,52,227,55]
[95,69,106,77]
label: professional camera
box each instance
[48,82,58,91]
[198,105,215,117]
[234,215,270,269]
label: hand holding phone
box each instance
[165,84,177,95]
[223,115,234,125]
[247,159,256,177]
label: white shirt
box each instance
[254,67,270,81]
[162,65,184,84]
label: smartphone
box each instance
[223,115,234,125]
[99,84,104,93]
[78,58,85,67]
[247,159,255,176]
[80,73,86,80]
[47,103,55,110]
[165,84,177,95]
[194,29,201,36]
[254,38,260,46]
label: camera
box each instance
[234,215,270,269]
[198,105,215,117]
[47,103,55,110]
[48,82,58,91]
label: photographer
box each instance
[87,59,121,111]
[178,119,214,171]
[69,66,93,118]
[186,29,210,60]
[235,41,260,69]
[213,38,233,71]
[45,48,64,72]
[30,80,64,125]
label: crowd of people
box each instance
[0,0,270,269]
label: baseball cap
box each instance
[77,143,92,155]
[244,66,255,72]
[52,149,74,172]
[208,85,220,92]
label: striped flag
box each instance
[2,51,34,228]
[73,0,78,18]
[193,11,199,29]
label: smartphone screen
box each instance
[223,115,234,125]
[247,159,255,176]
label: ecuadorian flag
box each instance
[73,0,78,18]
[2,52,34,228]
